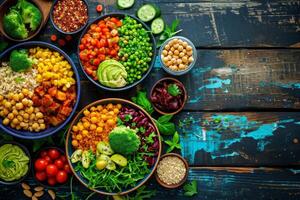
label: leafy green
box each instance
[117,117,124,126]
[167,84,181,96]
[164,131,181,153]
[126,185,156,200]
[124,114,133,122]
[154,115,176,135]
[145,132,156,144]
[157,19,182,47]
[183,180,198,197]
[132,90,154,115]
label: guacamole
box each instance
[0,144,29,182]
[97,60,127,88]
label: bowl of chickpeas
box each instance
[159,36,197,75]
[0,41,80,139]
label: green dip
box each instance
[97,60,127,88]
[0,144,29,182]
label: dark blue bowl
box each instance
[77,13,157,91]
[0,41,81,139]
[50,0,89,35]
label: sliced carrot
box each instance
[96,4,103,13]
[50,34,57,42]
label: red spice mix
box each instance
[53,0,88,33]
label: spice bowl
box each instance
[159,36,197,76]
[50,0,89,35]
[150,77,187,115]
[155,153,189,189]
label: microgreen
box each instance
[167,84,181,97]
[183,180,198,197]
[124,114,133,122]
[164,131,181,153]
[117,117,124,126]
[157,19,182,47]
[154,115,176,136]
[132,90,154,115]
[145,132,156,144]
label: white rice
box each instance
[0,62,39,96]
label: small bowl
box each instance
[155,153,189,189]
[150,77,187,115]
[0,141,31,185]
[32,147,70,188]
[50,0,89,35]
[0,0,45,42]
[159,36,197,76]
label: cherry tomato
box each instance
[64,164,71,174]
[48,149,61,160]
[54,159,64,169]
[47,177,56,186]
[60,155,67,163]
[96,4,103,13]
[40,150,48,158]
[34,158,48,171]
[46,164,58,177]
[35,171,47,182]
[56,170,68,183]
[44,156,52,164]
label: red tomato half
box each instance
[35,171,47,182]
[48,149,61,160]
[34,159,48,171]
[56,170,68,183]
[46,164,58,177]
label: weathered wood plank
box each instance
[77,49,300,111]
[174,112,300,166]
[2,168,300,200]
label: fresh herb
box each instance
[154,115,176,135]
[2,159,15,168]
[183,180,198,197]
[145,132,156,144]
[126,185,156,200]
[117,117,124,126]
[124,114,133,122]
[164,131,181,153]
[167,84,181,96]
[132,90,154,115]
[14,77,25,84]
[157,19,182,47]
[139,126,146,133]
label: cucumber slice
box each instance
[117,0,135,9]
[151,18,165,34]
[137,4,161,22]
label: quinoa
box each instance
[0,62,38,96]
[157,156,187,185]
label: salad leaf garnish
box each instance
[124,114,133,122]
[132,90,154,115]
[145,132,156,144]
[167,84,181,96]
[157,19,182,47]
[164,131,181,153]
[183,180,198,197]
[154,115,176,135]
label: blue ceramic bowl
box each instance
[0,41,81,139]
[65,98,162,196]
[0,141,31,185]
[50,0,89,35]
[77,13,157,91]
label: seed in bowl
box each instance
[161,38,194,71]
[157,156,187,185]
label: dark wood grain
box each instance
[174,112,300,166]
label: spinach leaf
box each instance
[154,115,176,135]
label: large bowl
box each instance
[65,98,162,195]
[0,141,31,185]
[0,41,81,139]
[77,13,157,91]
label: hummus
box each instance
[0,144,29,182]
[97,60,127,88]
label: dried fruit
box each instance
[23,189,33,198]
[21,182,30,190]
[48,189,56,200]
[34,191,44,197]
[34,186,44,192]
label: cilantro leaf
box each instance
[154,115,176,135]
[183,180,198,197]
[164,132,181,153]
[167,84,181,96]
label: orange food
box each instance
[71,104,121,151]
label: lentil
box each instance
[157,156,187,185]
[53,0,88,33]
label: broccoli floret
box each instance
[17,0,42,31]
[9,49,34,72]
[109,126,141,155]
[3,9,28,39]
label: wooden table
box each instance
[1,0,300,199]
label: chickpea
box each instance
[3,118,10,125]
[76,134,83,140]
[30,113,35,120]
[72,140,79,147]
[27,100,33,107]
[169,65,178,71]
[171,58,177,65]
[183,49,187,54]
[179,64,187,70]
[20,122,27,127]
[12,109,18,115]
[22,88,29,96]
[16,126,21,130]
[90,124,97,131]
[34,107,39,113]
[32,122,39,130]
[82,130,88,136]
[7,93,13,99]
[4,102,12,109]
[38,119,44,124]
[96,127,103,133]
[36,112,43,119]
[2,108,9,116]
[0,95,3,101]
[26,107,34,114]
[17,115,23,122]
[177,59,183,65]
[189,56,194,63]
[163,57,169,63]
[22,99,29,106]
[19,110,25,116]
[23,113,29,119]
[11,123,16,129]
[182,42,188,47]
[182,56,188,63]
[170,47,175,52]
[187,51,193,56]
[7,113,14,120]
[72,126,79,132]
[91,117,98,124]
[83,122,90,129]
[186,45,193,51]
[18,93,24,100]
[12,94,19,101]
[40,124,46,130]
[178,45,183,51]
[164,44,170,50]
[15,103,24,110]
[174,43,179,49]
[12,118,19,125]
[162,50,168,56]
[166,61,172,66]
[174,50,179,55]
